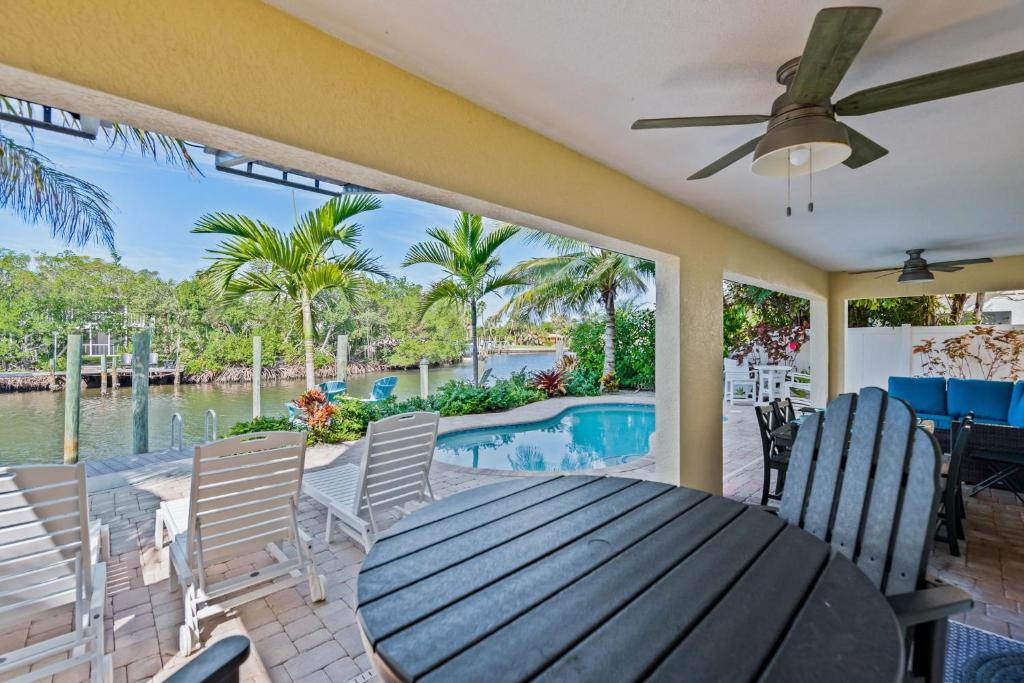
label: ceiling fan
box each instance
[848,249,994,283]
[632,6,1024,180]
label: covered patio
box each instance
[3,1,1024,681]
[5,403,1022,681]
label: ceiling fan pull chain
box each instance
[807,147,814,213]
[786,151,792,217]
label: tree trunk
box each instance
[471,299,480,386]
[974,292,987,323]
[948,293,968,325]
[603,290,616,378]
[301,289,316,389]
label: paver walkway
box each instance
[12,397,1024,681]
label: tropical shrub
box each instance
[295,388,337,443]
[227,415,297,436]
[568,308,655,390]
[730,320,809,367]
[565,367,601,396]
[530,368,567,397]
[914,326,1024,381]
[430,371,544,416]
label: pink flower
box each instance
[788,341,798,352]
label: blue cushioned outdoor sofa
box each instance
[889,376,1024,495]
[888,376,1024,431]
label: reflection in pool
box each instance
[434,403,656,471]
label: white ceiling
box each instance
[268,0,1024,271]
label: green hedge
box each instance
[568,309,654,390]
[227,371,547,445]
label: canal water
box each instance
[0,352,554,465]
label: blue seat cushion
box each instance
[1008,382,1024,428]
[947,378,1014,422]
[916,412,952,431]
[888,376,947,416]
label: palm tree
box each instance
[502,232,654,381]
[402,212,523,385]
[192,194,385,388]
[0,95,198,249]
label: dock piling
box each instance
[63,334,82,464]
[132,331,151,454]
[420,357,429,400]
[100,353,108,393]
[336,334,348,381]
[252,335,262,419]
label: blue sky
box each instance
[0,124,559,307]
[0,123,654,311]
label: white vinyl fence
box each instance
[845,324,1024,391]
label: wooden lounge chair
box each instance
[154,432,326,656]
[777,387,972,682]
[303,411,438,551]
[0,464,112,683]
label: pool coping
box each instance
[431,392,657,477]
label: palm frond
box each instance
[103,123,200,175]
[0,133,115,248]
[415,279,468,321]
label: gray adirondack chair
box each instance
[778,387,972,682]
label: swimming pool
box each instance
[434,403,656,472]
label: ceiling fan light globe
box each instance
[751,115,851,177]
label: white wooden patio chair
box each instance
[0,464,111,683]
[784,371,813,408]
[724,358,755,405]
[303,411,439,552]
[154,431,326,656]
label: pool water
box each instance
[434,403,656,472]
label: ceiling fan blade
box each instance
[788,6,883,104]
[846,267,900,275]
[687,135,764,180]
[631,115,769,130]
[927,257,994,270]
[835,50,1024,116]
[874,270,902,279]
[841,124,888,168]
[928,265,964,273]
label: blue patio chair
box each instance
[318,380,348,403]
[342,376,399,403]
[370,376,398,401]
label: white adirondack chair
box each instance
[0,464,111,683]
[303,411,439,551]
[154,431,326,656]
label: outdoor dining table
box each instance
[355,475,904,683]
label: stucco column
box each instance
[827,286,848,399]
[809,298,829,407]
[656,257,723,494]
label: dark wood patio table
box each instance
[355,476,904,683]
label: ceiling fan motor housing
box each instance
[751,105,851,176]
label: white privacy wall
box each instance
[845,324,1024,391]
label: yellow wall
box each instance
[0,0,830,492]
[828,254,1024,397]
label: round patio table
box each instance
[355,476,903,683]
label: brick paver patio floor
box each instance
[13,398,1024,681]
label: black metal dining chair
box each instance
[754,404,788,506]
[777,387,972,682]
[935,414,973,557]
[771,397,796,425]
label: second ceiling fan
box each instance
[633,6,1024,180]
